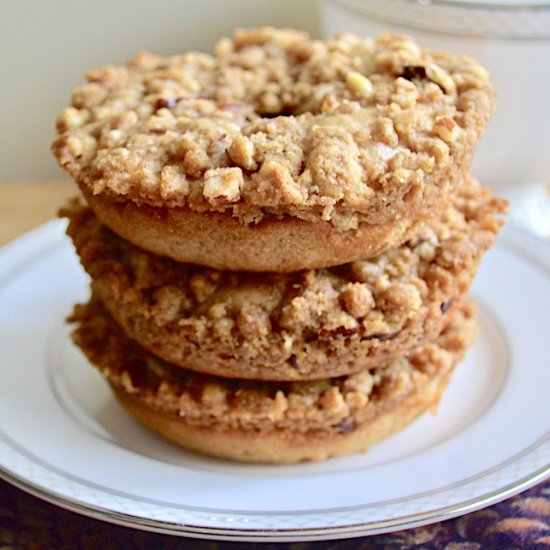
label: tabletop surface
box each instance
[1,180,549,549]
[0,180,75,246]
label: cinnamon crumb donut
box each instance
[69,297,478,463]
[62,176,505,381]
[53,28,495,272]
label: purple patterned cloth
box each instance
[1,478,549,549]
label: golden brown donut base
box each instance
[83,186,430,273]
[70,298,477,463]
[111,373,451,463]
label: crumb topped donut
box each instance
[69,296,478,463]
[62,176,505,381]
[53,28,494,271]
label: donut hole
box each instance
[255,89,321,119]
[260,107,295,119]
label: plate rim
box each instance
[1,461,549,542]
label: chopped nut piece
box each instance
[208,303,227,320]
[468,63,490,81]
[201,383,229,413]
[402,62,457,95]
[228,136,256,170]
[57,107,89,132]
[434,116,459,143]
[345,71,373,97]
[237,305,271,337]
[379,283,422,312]
[339,283,375,317]
[159,165,189,204]
[397,40,421,60]
[321,310,358,332]
[101,129,124,148]
[425,63,457,95]
[65,134,97,163]
[203,167,243,204]
[150,286,185,326]
[213,318,233,337]
[344,392,368,409]
[267,391,288,421]
[250,161,305,206]
[319,387,347,414]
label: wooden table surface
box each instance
[0,180,76,246]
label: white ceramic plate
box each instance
[0,221,549,542]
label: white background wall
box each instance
[1,0,321,181]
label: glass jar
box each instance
[322,0,550,222]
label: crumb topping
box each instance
[62,176,505,380]
[70,298,477,434]
[53,28,494,227]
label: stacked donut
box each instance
[54,29,506,463]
